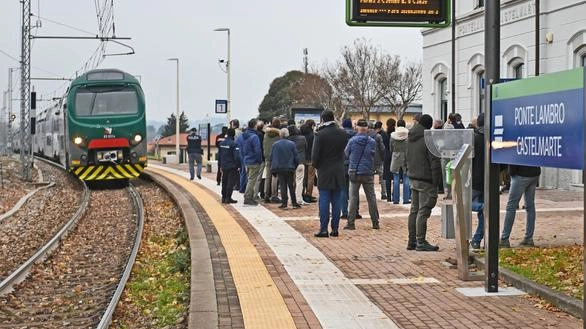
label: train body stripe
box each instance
[124,164,139,177]
[79,166,95,180]
[72,163,145,181]
[116,165,132,178]
[86,166,104,180]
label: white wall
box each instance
[422,0,586,188]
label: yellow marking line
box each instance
[147,168,296,329]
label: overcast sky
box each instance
[0,1,423,124]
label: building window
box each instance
[582,54,586,67]
[474,0,485,9]
[513,63,524,79]
[477,71,486,115]
[439,78,448,123]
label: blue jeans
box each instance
[471,189,485,244]
[239,156,248,193]
[501,175,539,240]
[392,170,411,204]
[319,188,342,233]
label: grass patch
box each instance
[124,229,190,327]
[499,245,584,300]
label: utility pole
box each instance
[7,68,15,154]
[20,0,32,181]
[484,0,501,293]
[303,48,309,74]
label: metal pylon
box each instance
[20,0,32,181]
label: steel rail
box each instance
[0,157,90,294]
[96,183,145,329]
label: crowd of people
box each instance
[212,109,540,252]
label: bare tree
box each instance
[325,38,384,120]
[291,72,344,119]
[380,60,423,119]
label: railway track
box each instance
[0,160,145,328]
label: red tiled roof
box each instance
[156,133,219,147]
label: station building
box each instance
[422,0,586,188]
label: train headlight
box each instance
[74,137,83,145]
[133,134,142,143]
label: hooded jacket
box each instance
[263,127,281,161]
[406,123,441,185]
[236,128,262,165]
[390,126,409,173]
[345,133,376,175]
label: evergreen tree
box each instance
[161,111,190,137]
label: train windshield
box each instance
[74,86,138,116]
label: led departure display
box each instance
[352,0,447,23]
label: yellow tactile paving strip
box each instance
[147,168,296,329]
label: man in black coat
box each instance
[311,110,348,237]
[406,114,442,251]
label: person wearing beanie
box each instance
[405,113,442,251]
[342,118,353,129]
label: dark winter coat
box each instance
[271,138,299,173]
[237,128,262,166]
[343,127,357,167]
[345,133,376,175]
[367,129,385,168]
[288,135,307,164]
[218,137,240,170]
[186,132,203,154]
[312,122,347,190]
[509,165,541,177]
[472,125,485,191]
[406,123,442,186]
[300,125,315,163]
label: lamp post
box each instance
[167,58,180,163]
[214,27,231,122]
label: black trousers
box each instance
[221,168,238,201]
[277,171,296,206]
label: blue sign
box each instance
[491,68,585,170]
[215,99,227,114]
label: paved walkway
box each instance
[155,162,583,328]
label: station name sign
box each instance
[491,68,586,170]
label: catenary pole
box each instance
[20,0,32,181]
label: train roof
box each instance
[70,69,140,85]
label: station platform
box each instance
[148,162,583,329]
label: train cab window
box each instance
[75,86,138,116]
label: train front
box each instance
[66,69,147,181]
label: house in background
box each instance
[154,132,219,164]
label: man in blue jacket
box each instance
[343,119,380,231]
[237,118,263,206]
[218,128,240,204]
[271,128,300,209]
